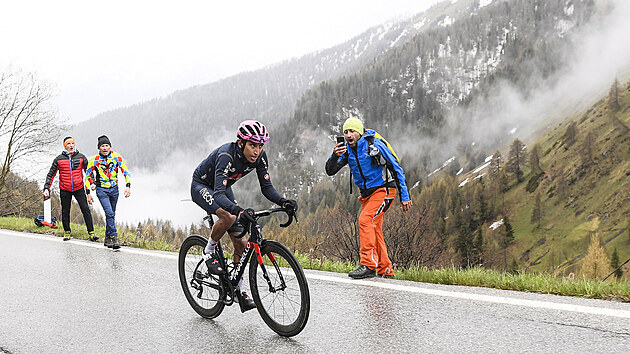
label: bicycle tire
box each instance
[249,240,310,337]
[178,235,225,318]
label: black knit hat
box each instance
[97,135,111,148]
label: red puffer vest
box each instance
[43,151,89,192]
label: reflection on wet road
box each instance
[1,229,629,352]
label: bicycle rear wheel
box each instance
[178,235,225,318]
[249,240,310,337]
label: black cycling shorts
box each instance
[190,180,243,234]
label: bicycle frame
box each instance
[215,212,289,292]
[216,225,262,287]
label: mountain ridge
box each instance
[70,0,483,169]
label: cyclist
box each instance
[191,120,297,312]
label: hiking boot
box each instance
[203,252,225,275]
[111,235,121,250]
[104,235,114,248]
[63,231,71,241]
[348,265,376,279]
[378,273,395,279]
[88,231,99,242]
[236,291,256,312]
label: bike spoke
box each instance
[179,236,225,318]
[250,241,309,336]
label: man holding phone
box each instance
[326,117,412,279]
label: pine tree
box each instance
[610,248,623,279]
[608,77,620,111]
[529,144,542,173]
[503,216,514,245]
[490,151,502,177]
[498,169,509,193]
[563,121,578,147]
[580,131,595,167]
[477,178,489,222]
[456,224,474,267]
[473,227,484,266]
[507,139,527,182]
[531,192,542,228]
[580,234,611,280]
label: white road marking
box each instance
[1,229,178,259]
[305,273,630,319]
[4,229,629,319]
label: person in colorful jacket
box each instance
[85,135,131,249]
[325,117,413,279]
[43,137,97,241]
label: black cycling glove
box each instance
[236,208,256,227]
[279,198,298,212]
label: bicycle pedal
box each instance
[194,270,208,279]
[190,279,202,291]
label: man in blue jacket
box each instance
[326,117,413,279]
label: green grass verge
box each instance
[2,216,628,302]
[0,217,175,252]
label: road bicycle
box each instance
[178,206,310,337]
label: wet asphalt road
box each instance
[1,229,629,353]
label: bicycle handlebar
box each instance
[233,206,298,239]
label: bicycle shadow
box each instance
[186,316,308,350]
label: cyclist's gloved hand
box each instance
[279,198,298,212]
[236,207,256,227]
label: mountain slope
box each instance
[502,81,630,275]
[281,0,600,169]
[70,0,480,169]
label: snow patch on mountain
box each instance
[428,156,456,177]
[479,0,494,8]
[489,219,504,230]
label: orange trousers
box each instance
[358,187,395,276]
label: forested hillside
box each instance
[258,0,629,277]
[69,0,482,169]
[55,0,628,279]
[276,0,597,167]
[261,78,629,278]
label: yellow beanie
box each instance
[343,117,364,135]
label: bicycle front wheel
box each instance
[249,240,310,337]
[178,235,225,318]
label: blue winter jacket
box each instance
[325,129,410,201]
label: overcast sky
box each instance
[0,0,443,123]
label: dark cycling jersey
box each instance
[192,141,283,215]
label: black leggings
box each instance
[59,188,94,232]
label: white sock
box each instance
[238,277,243,290]
[204,239,218,255]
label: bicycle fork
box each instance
[254,244,287,293]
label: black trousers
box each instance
[59,188,94,233]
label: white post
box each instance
[44,197,51,223]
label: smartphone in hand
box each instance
[336,136,345,144]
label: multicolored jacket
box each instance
[44,150,89,192]
[84,151,131,191]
